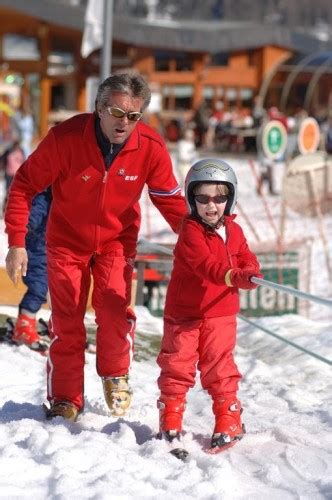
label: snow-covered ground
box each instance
[0,305,331,499]
[0,153,331,498]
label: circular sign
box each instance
[261,120,288,160]
[297,117,320,155]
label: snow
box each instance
[0,305,331,499]
[0,153,331,499]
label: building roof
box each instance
[1,0,332,54]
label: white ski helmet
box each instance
[184,158,238,215]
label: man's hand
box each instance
[5,247,28,285]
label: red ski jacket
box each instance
[5,113,187,256]
[164,216,260,319]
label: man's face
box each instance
[98,91,144,144]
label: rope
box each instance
[238,314,332,366]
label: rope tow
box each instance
[137,239,331,365]
[238,314,331,366]
[250,276,332,308]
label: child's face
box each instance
[194,184,227,225]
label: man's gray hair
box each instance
[95,71,151,112]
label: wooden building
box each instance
[0,0,331,140]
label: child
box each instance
[0,141,25,213]
[157,158,262,451]
[11,188,52,351]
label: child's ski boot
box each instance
[157,394,186,442]
[210,398,246,453]
[12,314,48,354]
[157,394,188,460]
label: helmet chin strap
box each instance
[195,214,225,230]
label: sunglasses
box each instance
[106,106,142,122]
[194,194,228,204]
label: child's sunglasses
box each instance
[194,194,228,204]
[106,106,142,122]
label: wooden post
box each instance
[308,170,332,282]
[236,202,261,242]
[40,78,51,137]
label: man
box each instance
[5,72,187,422]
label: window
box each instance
[210,52,229,66]
[155,50,192,71]
[240,88,254,108]
[162,85,193,109]
[155,51,171,71]
[47,51,75,76]
[3,34,40,60]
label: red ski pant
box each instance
[157,315,241,400]
[46,247,136,410]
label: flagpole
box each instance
[100,0,113,81]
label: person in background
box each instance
[176,128,198,185]
[252,95,266,129]
[1,141,51,352]
[0,141,25,215]
[13,106,34,159]
[193,101,210,148]
[205,101,224,150]
[11,188,52,353]
[5,71,187,423]
[0,140,24,194]
[157,158,262,452]
[322,116,332,154]
[256,156,277,196]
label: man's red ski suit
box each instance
[5,113,187,410]
[158,216,260,399]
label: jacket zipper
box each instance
[225,224,234,267]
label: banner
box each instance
[81,0,103,58]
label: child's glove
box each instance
[225,268,263,290]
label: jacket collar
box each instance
[191,213,236,232]
[83,113,140,153]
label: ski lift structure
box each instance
[259,51,332,116]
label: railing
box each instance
[250,277,332,308]
[137,239,332,366]
[238,314,331,366]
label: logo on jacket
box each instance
[118,168,125,176]
[125,175,138,181]
[82,175,91,181]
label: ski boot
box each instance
[44,401,79,422]
[102,375,132,417]
[12,314,48,354]
[211,398,245,451]
[157,394,186,443]
[157,395,188,460]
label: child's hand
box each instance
[225,268,263,290]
